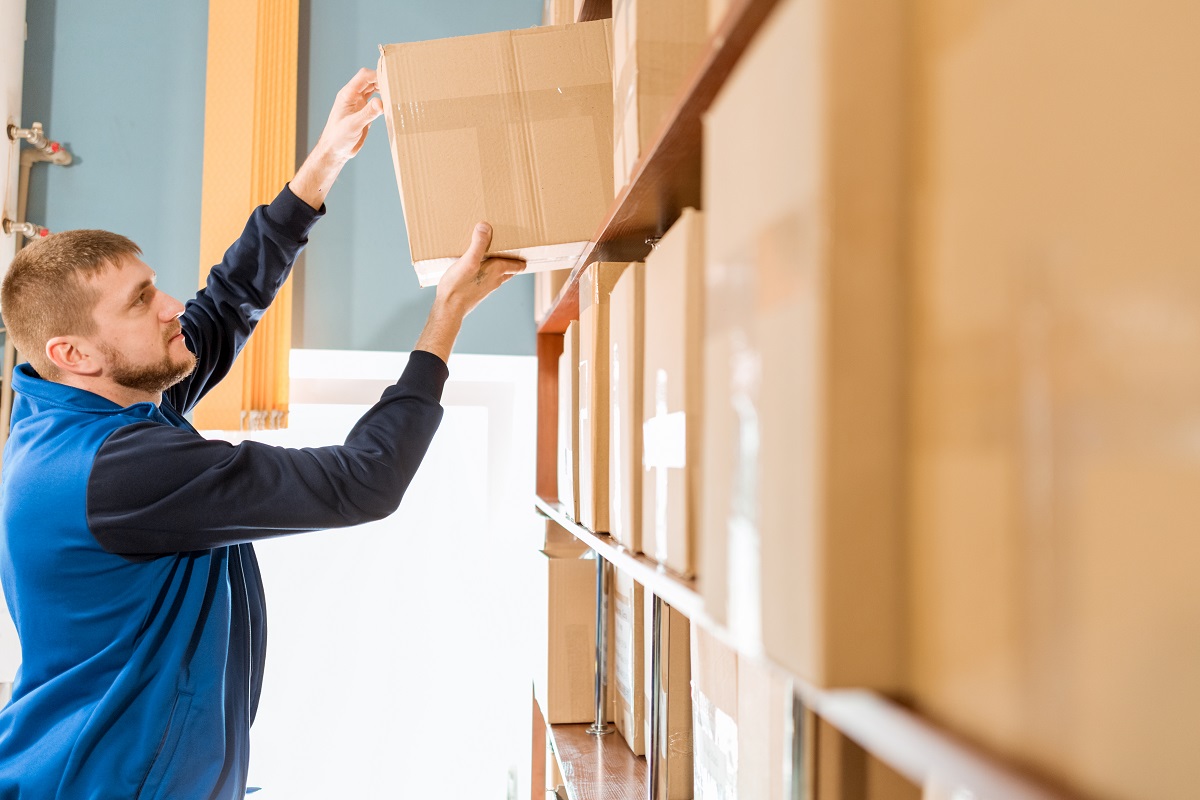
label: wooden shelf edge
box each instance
[575,0,612,23]
[535,495,703,619]
[540,697,647,800]
[812,691,1077,800]
[535,0,784,335]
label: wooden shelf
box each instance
[811,691,1074,800]
[549,722,647,800]
[535,495,703,620]
[575,0,612,22]
[538,0,784,334]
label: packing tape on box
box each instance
[381,45,612,261]
[692,691,739,798]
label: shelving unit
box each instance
[530,0,1083,798]
[536,0,785,335]
[535,497,701,620]
[548,722,648,800]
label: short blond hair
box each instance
[2,230,142,379]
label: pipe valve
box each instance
[2,218,50,238]
[7,123,67,161]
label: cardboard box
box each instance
[647,602,693,800]
[544,518,588,558]
[535,268,572,322]
[611,571,646,754]
[906,1,1200,798]
[543,0,575,26]
[612,0,709,194]
[708,0,731,34]
[558,322,580,519]
[815,717,920,800]
[691,623,738,798]
[533,548,598,724]
[608,262,646,553]
[578,263,628,533]
[736,656,792,800]
[642,208,704,577]
[700,0,904,690]
[378,21,614,287]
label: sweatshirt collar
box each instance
[12,362,151,415]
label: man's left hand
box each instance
[315,68,384,163]
[291,68,384,210]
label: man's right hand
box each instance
[413,222,525,364]
[436,222,526,317]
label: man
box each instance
[0,68,523,797]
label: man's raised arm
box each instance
[167,70,384,413]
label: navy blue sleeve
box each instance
[86,351,449,558]
[165,185,323,414]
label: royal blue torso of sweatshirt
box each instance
[0,187,448,799]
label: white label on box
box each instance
[692,691,738,799]
[610,339,625,541]
[727,336,763,648]
[615,592,634,702]
[643,411,687,469]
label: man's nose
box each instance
[159,294,186,320]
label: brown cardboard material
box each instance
[378,21,614,287]
[700,0,905,689]
[737,656,792,800]
[611,0,709,194]
[691,623,738,797]
[642,209,704,577]
[907,1,1200,798]
[608,262,646,553]
[649,603,694,800]
[815,717,921,800]
[613,571,646,755]
[558,322,580,519]
[533,548,598,724]
[535,268,572,322]
[708,0,731,34]
[578,262,628,533]
[544,518,588,558]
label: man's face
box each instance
[86,255,197,395]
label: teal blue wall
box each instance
[294,0,539,354]
[22,0,209,312]
[22,0,539,356]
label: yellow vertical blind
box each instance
[193,0,298,431]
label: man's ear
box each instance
[45,336,102,378]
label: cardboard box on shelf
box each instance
[378,20,614,287]
[737,656,792,800]
[544,518,588,558]
[535,268,573,323]
[700,0,904,690]
[708,0,731,34]
[611,0,709,194]
[906,2,1200,799]
[558,322,580,519]
[608,262,646,553]
[642,208,704,577]
[647,602,693,800]
[578,263,628,533]
[815,716,920,800]
[612,571,646,755]
[690,623,738,797]
[533,548,598,724]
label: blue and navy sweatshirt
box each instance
[0,186,447,799]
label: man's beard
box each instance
[100,336,198,395]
